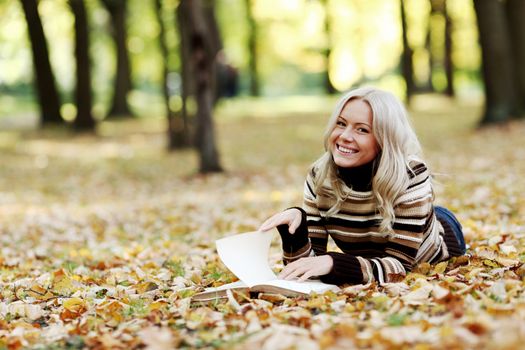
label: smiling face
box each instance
[328,98,380,169]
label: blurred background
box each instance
[0,0,524,173]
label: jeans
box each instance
[435,206,467,254]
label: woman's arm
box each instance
[259,169,329,264]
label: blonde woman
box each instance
[260,87,466,285]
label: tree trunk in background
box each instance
[400,0,415,102]
[180,0,222,173]
[176,0,193,148]
[320,0,336,94]
[506,0,525,117]
[202,1,222,54]
[20,0,63,126]
[202,0,223,104]
[69,0,95,132]
[102,0,132,118]
[424,0,437,93]
[154,0,189,149]
[245,0,260,96]
[473,0,516,124]
[443,0,454,97]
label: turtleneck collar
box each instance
[337,160,377,191]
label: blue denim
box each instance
[435,206,467,254]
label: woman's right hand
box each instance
[259,208,302,234]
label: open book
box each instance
[192,231,339,302]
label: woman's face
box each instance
[328,98,380,168]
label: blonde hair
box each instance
[312,87,423,233]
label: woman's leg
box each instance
[435,206,467,254]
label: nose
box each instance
[339,127,355,142]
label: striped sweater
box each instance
[278,160,462,285]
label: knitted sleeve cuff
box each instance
[276,207,309,253]
[320,252,364,285]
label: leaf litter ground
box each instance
[0,95,524,349]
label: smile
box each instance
[336,144,357,155]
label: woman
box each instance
[259,87,466,285]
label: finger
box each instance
[298,270,314,282]
[259,220,272,231]
[259,216,280,231]
[278,264,296,279]
[278,260,302,279]
[281,263,311,281]
[288,214,302,234]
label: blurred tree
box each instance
[320,0,336,94]
[202,0,225,103]
[155,0,190,149]
[69,0,96,131]
[101,0,132,118]
[176,0,223,148]
[473,0,517,124]
[244,0,259,96]
[179,0,222,173]
[443,0,454,97]
[400,0,415,102]
[426,0,454,96]
[424,1,437,92]
[176,1,192,147]
[19,0,63,126]
[506,0,525,116]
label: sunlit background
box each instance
[0,0,481,122]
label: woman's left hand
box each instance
[278,255,333,282]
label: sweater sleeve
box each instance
[303,168,329,256]
[277,207,311,261]
[279,169,328,264]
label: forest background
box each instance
[1,0,525,349]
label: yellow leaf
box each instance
[63,298,87,313]
[413,263,431,275]
[432,261,448,274]
[52,275,76,296]
[26,285,55,301]
[148,301,167,312]
[135,281,158,294]
[482,259,499,268]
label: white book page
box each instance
[206,280,247,292]
[216,231,277,287]
[261,279,337,294]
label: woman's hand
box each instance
[259,208,302,234]
[278,255,333,282]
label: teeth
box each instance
[337,145,356,154]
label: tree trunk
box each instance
[102,0,132,118]
[176,0,193,148]
[506,0,525,116]
[20,0,63,126]
[69,0,95,132]
[202,1,222,55]
[473,0,516,124]
[245,0,260,96]
[424,0,438,92]
[400,0,415,102]
[154,0,188,149]
[443,0,454,97]
[202,1,223,104]
[180,0,222,173]
[320,0,336,94]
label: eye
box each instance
[336,119,346,127]
[357,127,370,134]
